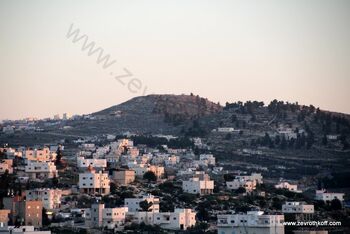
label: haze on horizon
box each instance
[0,0,350,120]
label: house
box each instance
[217,128,235,133]
[0,209,10,226]
[275,182,302,193]
[24,147,56,162]
[0,159,13,174]
[148,165,165,179]
[25,162,58,180]
[112,169,135,185]
[18,200,43,228]
[315,189,344,202]
[78,166,110,195]
[282,202,314,214]
[127,208,196,230]
[182,173,214,195]
[25,189,62,210]
[226,173,263,192]
[124,194,160,212]
[77,157,107,171]
[164,155,179,167]
[85,203,127,229]
[0,226,51,234]
[326,135,339,140]
[217,211,285,234]
[199,154,216,166]
[236,173,263,184]
[226,179,257,192]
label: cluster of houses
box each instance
[0,137,346,234]
[81,194,196,231]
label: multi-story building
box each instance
[125,194,160,212]
[18,200,43,228]
[24,147,56,162]
[282,202,314,214]
[85,203,128,229]
[102,207,128,229]
[78,166,110,195]
[127,208,196,230]
[25,189,62,210]
[25,162,58,179]
[148,165,165,179]
[112,169,135,185]
[182,173,214,195]
[217,211,285,234]
[315,189,344,202]
[275,182,302,193]
[77,157,107,170]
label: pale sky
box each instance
[0,0,349,120]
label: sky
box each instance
[0,0,349,120]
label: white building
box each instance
[227,179,257,192]
[282,202,314,214]
[128,163,164,179]
[236,173,263,184]
[125,194,160,212]
[226,173,263,192]
[78,166,110,195]
[0,226,51,234]
[25,189,62,209]
[85,203,128,229]
[127,208,196,230]
[217,211,285,234]
[25,161,58,179]
[77,157,107,170]
[199,154,216,166]
[275,182,302,193]
[217,127,235,133]
[277,127,298,140]
[315,189,344,202]
[182,173,214,195]
[164,155,180,167]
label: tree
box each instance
[322,135,328,146]
[224,174,235,182]
[236,187,246,194]
[143,171,157,182]
[139,200,154,211]
[330,198,342,210]
[280,136,287,150]
[42,208,51,226]
[55,145,63,166]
